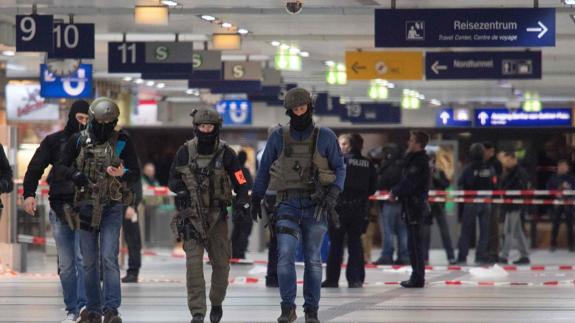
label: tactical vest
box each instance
[175,138,233,209]
[269,126,332,193]
[74,130,124,204]
[342,154,371,196]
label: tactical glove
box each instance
[323,185,341,209]
[234,199,252,222]
[175,191,191,211]
[71,171,89,187]
[251,195,262,221]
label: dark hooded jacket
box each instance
[23,101,90,215]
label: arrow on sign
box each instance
[478,111,490,125]
[352,62,367,74]
[440,111,450,125]
[526,21,548,39]
[431,61,447,75]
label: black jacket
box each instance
[500,165,530,213]
[458,161,497,190]
[378,157,404,191]
[0,143,13,195]
[23,130,75,203]
[392,150,430,223]
[168,142,250,204]
[341,152,377,200]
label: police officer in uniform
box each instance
[388,131,431,288]
[322,133,376,288]
[60,98,141,323]
[23,100,89,323]
[168,108,250,323]
[251,88,346,323]
[456,143,497,265]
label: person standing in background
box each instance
[231,151,254,259]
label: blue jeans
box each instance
[79,203,123,314]
[276,197,327,311]
[379,202,408,261]
[457,204,491,262]
[49,210,87,315]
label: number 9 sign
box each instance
[16,14,54,52]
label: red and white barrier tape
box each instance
[373,190,575,198]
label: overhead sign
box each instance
[142,50,221,80]
[436,108,472,127]
[40,64,92,98]
[341,103,401,124]
[188,80,262,93]
[108,42,193,74]
[16,14,53,52]
[223,61,262,81]
[475,108,572,127]
[215,99,252,125]
[48,23,95,58]
[5,83,59,121]
[426,51,541,80]
[346,51,423,80]
[375,8,556,48]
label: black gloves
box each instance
[71,171,89,187]
[251,195,262,221]
[175,191,191,211]
[0,179,13,193]
[233,199,251,222]
[324,185,340,209]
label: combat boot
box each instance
[210,306,222,323]
[304,308,320,323]
[191,313,205,323]
[103,309,122,323]
[277,304,296,323]
[78,311,101,323]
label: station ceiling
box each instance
[0,0,574,105]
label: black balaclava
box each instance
[90,120,117,143]
[287,105,313,132]
[65,100,90,135]
[195,125,220,154]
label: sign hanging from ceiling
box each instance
[108,41,194,74]
[474,108,572,127]
[47,23,95,59]
[215,99,252,125]
[425,51,542,80]
[142,50,222,80]
[340,103,401,124]
[223,61,262,81]
[345,51,423,80]
[436,108,472,127]
[16,14,53,52]
[375,8,556,48]
[5,83,59,121]
[40,63,93,98]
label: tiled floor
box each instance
[1,249,575,322]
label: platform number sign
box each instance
[48,23,95,59]
[16,14,53,52]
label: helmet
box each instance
[191,108,222,126]
[89,98,120,124]
[283,87,312,110]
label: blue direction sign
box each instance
[16,15,53,52]
[436,108,472,127]
[426,51,541,80]
[215,99,252,125]
[40,64,92,98]
[48,23,95,59]
[375,8,555,47]
[475,108,572,127]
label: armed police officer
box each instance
[23,100,89,323]
[251,88,346,323]
[168,108,250,323]
[388,131,431,288]
[322,133,376,288]
[59,98,140,323]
